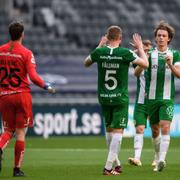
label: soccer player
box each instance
[128,40,153,166]
[0,21,55,177]
[147,21,180,172]
[84,25,148,175]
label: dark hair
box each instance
[9,21,24,41]
[154,20,175,44]
[106,25,122,41]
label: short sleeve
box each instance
[173,51,180,66]
[123,49,139,63]
[90,48,100,63]
[26,50,36,70]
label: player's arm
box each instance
[167,63,180,78]
[27,53,55,93]
[134,66,144,77]
[132,33,149,69]
[130,44,144,77]
[165,55,180,78]
[84,36,108,67]
[28,67,55,93]
[134,52,150,77]
[97,35,108,48]
[28,67,45,88]
[84,55,93,67]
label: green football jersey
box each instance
[147,48,180,100]
[132,63,148,105]
[135,69,148,104]
[90,46,138,105]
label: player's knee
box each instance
[161,126,170,134]
[151,127,160,138]
[160,122,170,134]
[15,128,27,141]
[136,126,145,134]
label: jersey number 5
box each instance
[105,70,117,90]
[0,67,21,87]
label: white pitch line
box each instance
[7,148,180,152]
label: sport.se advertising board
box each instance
[1,104,180,138]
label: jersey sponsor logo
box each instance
[166,106,174,118]
[100,56,122,60]
[0,52,22,58]
[31,54,36,64]
[100,93,121,98]
[151,64,169,70]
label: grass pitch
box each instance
[0,137,180,180]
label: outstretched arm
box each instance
[84,36,108,67]
[132,33,149,69]
[28,67,56,93]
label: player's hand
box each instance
[130,42,138,53]
[132,33,143,50]
[97,35,108,48]
[44,82,56,94]
[165,55,173,66]
[129,42,137,48]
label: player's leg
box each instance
[135,125,145,160]
[105,128,121,169]
[150,106,161,171]
[13,128,27,177]
[157,102,173,171]
[0,130,13,172]
[155,121,170,172]
[148,100,161,171]
[129,104,147,166]
[128,125,144,166]
[104,128,123,175]
[102,105,113,149]
[151,124,160,170]
[159,121,171,161]
[151,124,161,168]
[105,129,112,147]
[13,93,33,177]
[0,130,14,152]
[103,104,127,175]
[0,96,15,172]
[101,106,118,175]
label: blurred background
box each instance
[0,0,180,138]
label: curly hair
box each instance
[154,20,175,44]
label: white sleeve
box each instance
[174,62,180,66]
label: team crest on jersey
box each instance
[31,54,36,64]
[166,106,174,118]
[119,117,126,126]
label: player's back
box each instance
[91,46,137,105]
[0,41,33,95]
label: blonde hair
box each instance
[142,39,152,46]
[106,25,122,41]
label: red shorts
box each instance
[0,92,33,131]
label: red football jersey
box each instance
[0,41,45,95]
